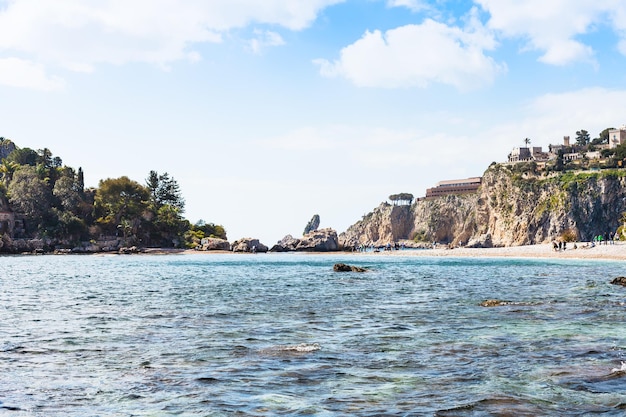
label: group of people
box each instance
[591,232,616,246]
[552,231,619,251]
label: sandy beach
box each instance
[381,242,626,261]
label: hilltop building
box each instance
[425,177,482,199]
[609,126,626,149]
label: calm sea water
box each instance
[2,253,626,416]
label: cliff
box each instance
[339,164,626,248]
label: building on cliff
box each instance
[508,146,549,163]
[609,126,626,149]
[425,177,482,199]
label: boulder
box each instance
[231,238,268,253]
[333,263,368,272]
[272,228,340,252]
[466,233,493,248]
[200,237,230,251]
[270,235,300,252]
[611,277,626,287]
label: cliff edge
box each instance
[339,164,626,248]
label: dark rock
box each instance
[611,277,626,287]
[333,263,367,272]
[480,299,510,307]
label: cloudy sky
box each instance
[2,0,626,245]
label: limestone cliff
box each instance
[339,164,626,247]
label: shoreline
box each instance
[9,242,626,261]
[361,242,626,261]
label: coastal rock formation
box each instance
[200,237,230,251]
[610,277,626,287]
[340,164,626,247]
[271,228,340,252]
[333,263,367,272]
[480,299,512,307]
[230,238,268,253]
[270,235,300,252]
[466,233,493,249]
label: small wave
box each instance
[611,361,626,374]
[260,343,321,354]
[276,343,321,352]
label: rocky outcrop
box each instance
[333,263,368,272]
[271,228,340,252]
[340,165,626,247]
[231,238,268,253]
[270,235,300,252]
[200,237,230,251]
[611,277,626,287]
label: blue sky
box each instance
[2,0,626,245]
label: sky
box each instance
[3,0,626,245]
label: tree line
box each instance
[0,137,226,248]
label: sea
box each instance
[2,252,626,416]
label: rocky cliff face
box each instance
[339,164,626,247]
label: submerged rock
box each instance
[333,263,368,272]
[610,277,626,287]
[480,299,511,307]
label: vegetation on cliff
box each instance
[0,137,226,251]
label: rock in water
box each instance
[610,277,626,287]
[333,263,367,272]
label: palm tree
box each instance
[524,138,531,147]
[0,160,18,185]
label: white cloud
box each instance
[314,13,505,90]
[249,30,286,54]
[0,58,64,91]
[476,0,626,65]
[387,0,428,12]
[0,0,343,77]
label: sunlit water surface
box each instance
[2,253,626,416]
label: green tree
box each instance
[146,171,185,212]
[53,174,84,214]
[95,176,150,238]
[7,147,38,166]
[592,128,613,146]
[7,166,53,234]
[575,129,591,146]
[0,160,18,185]
[152,205,188,247]
[191,219,227,240]
[389,193,414,206]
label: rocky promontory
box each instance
[271,228,340,252]
[340,164,626,248]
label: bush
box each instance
[559,228,578,242]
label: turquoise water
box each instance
[2,253,626,416]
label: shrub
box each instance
[559,228,578,242]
